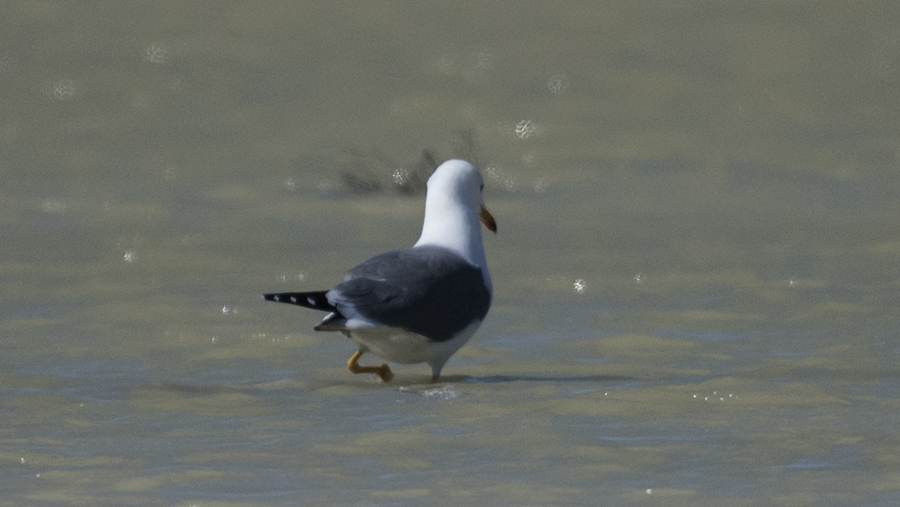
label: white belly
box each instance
[345,320,483,376]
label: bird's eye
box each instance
[479,184,484,191]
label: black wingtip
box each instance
[263,292,293,304]
[261,291,335,311]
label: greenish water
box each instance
[3,1,900,505]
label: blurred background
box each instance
[2,1,900,505]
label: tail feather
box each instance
[262,291,335,312]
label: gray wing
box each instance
[325,245,491,342]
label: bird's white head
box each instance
[414,159,496,272]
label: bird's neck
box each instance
[413,196,490,282]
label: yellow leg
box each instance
[347,350,393,382]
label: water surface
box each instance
[3,2,900,505]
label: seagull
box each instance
[263,159,496,382]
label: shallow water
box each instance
[3,2,900,505]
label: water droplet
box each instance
[515,119,535,139]
[41,199,66,214]
[52,79,76,100]
[145,42,167,64]
[573,279,586,294]
[548,74,566,94]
